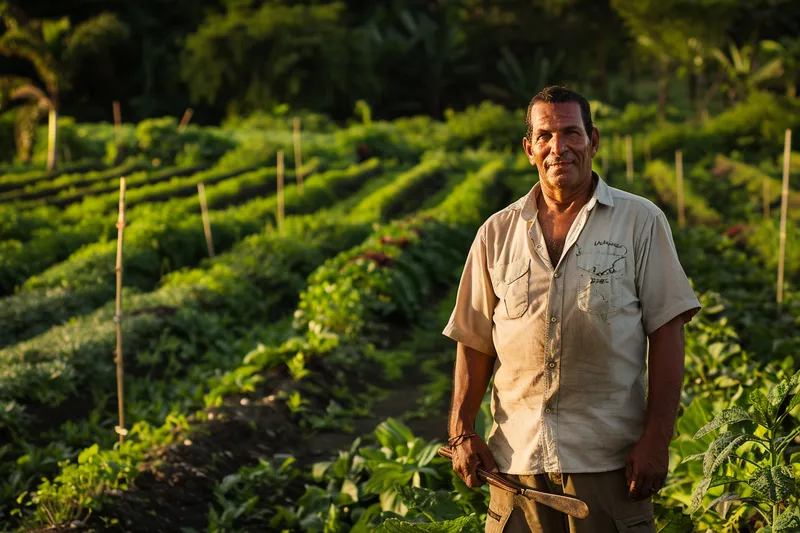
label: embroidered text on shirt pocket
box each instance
[575,246,626,317]
[492,258,530,319]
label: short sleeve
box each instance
[442,228,498,356]
[635,211,701,335]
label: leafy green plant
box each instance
[684,371,800,531]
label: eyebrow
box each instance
[535,125,584,135]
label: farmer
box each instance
[443,86,701,533]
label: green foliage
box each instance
[135,117,236,165]
[684,373,800,528]
[182,1,349,114]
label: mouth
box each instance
[548,161,573,169]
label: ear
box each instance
[522,137,534,161]
[590,128,600,157]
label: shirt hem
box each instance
[442,324,496,357]
[644,298,701,336]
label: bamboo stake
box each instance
[675,150,685,229]
[112,101,122,162]
[625,135,634,182]
[277,150,285,231]
[763,174,770,219]
[293,117,304,194]
[197,183,214,258]
[114,178,127,446]
[777,129,791,314]
[178,108,194,132]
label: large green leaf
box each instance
[688,477,712,514]
[678,398,712,440]
[749,390,771,426]
[768,379,791,420]
[788,391,800,416]
[376,418,416,450]
[748,466,795,503]
[703,433,761,477]
[381,514,476,533]
[695,406,752,438]
[775,506,800,531]
[395,486,463,521]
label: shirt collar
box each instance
[520,171,614,222]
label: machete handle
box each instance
[437,446,590,519]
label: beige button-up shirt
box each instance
[443,173,701,474]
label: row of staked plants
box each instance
[1,152,483,528]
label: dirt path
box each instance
[65,356,450,533]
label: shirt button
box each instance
[548,362,556,368]
[550,316,558,323]
[545,408,552,414]
[554,271,560,278]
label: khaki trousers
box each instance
[485,469,656,533]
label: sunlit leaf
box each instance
[695,406,752,438]
[703,433,761,477]
[381,514,476,533]
[748,466,795,503]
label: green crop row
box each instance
[0,160,150,204]
[2,155,482,527]
[32,163,208,209]
[0,159,380,351]
[0,158,324,300]
[0,160,106,194]
[10,157,508,530]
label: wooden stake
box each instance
[675,150,685,229]
[114,178,127,446]
[197,183,214,258]
[293,117,304,194]
[277,150,285,231]
[777,129,791,314]
[625,135,634,182]
[112,101,122,162]
[763,174,770,219]
[178,108,194,132]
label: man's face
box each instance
[523,102,599,191]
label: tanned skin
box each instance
[449,101,686,502]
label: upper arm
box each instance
[442,229,498,356]
[635,211,701,335]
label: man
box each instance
[442,86,700,533]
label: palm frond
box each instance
[0,75,46,108]
[0,27,58,95]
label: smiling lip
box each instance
[549,161,573,168]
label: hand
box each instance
[625,432,670,501]
[451,434,499,488]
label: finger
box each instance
[628,472,644,500]
[478,449,499,473]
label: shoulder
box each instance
[476,193,529,240]
[607,186,664,221]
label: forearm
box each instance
[449,342,495,437]
[644,318,686,444]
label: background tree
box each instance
[0,3,128,168]
[611,0,739,121]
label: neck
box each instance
[538,174,595,215]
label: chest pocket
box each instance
[491,258,530,319]
[575,244,626,317]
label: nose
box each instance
[550,133,567,156]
